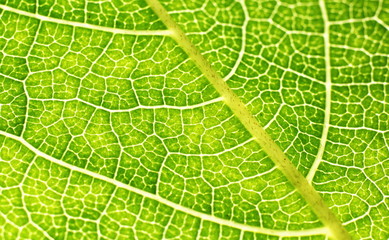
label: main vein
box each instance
[306,0,333,184]
[0,130,327,237]
[0,4,171,36]
[143,0,352,239]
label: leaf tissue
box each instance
[0,0,387,239]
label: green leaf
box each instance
[0,0,388,239]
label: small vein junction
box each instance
[0,130,328,238]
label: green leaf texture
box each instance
[0,0,387,239]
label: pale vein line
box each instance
[0,4,172,36]
[329,17,389,31]
[30,97,225,111]
[373,0,389,31]
[373,16,389,31]
[223,0,248,81]
[306,0,332,185]
[0,130,328,237]
[143,0,352,239]
[329,125,388,133]
[243,51,324,85]
[0,72,24,82]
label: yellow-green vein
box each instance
[144,0,353,239]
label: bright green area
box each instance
[0,0,388,239]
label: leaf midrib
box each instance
[143,0,352,239]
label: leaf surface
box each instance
[0,0,388,239]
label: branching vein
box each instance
[0,4,172,36]
[306,0,333,184]
[143,0,352,239]
[0,130,328,238]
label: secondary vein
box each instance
[306,0,333,184]
[0,4,172,36]
[143,0,352,239]
[0,130,328,238]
